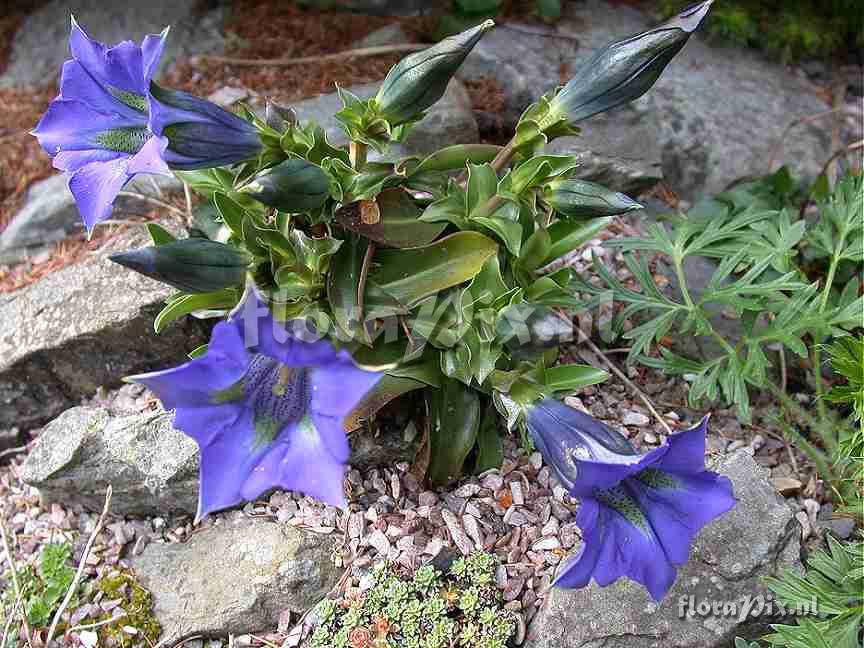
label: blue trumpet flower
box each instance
[32,17,171,232]
[128,290,382,519]
[526,399,735,600]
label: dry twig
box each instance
[117,191,187,217]
[197,43,427,68]
[555,311,675,435]
[0,514,31,646]
[46,485,113,642]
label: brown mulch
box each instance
[0,87,55,234]
[164,1,422,101]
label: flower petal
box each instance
[127,318,250,409]
[142,29,168,85]
[67,158,132,231]
[127,135,171,175]
[652,416,711,474]
[32,99,142,155]
[69,17,147,96]
[239,415,348,508]
[58,60,145,120]
[53,148,125,173]
[553,498,602,589]
[626,469,735,565]
[309,361,382,424]
[565,444,668,498]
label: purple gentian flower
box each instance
[527,399,735,600]
[128,290,382,519]
[148,83,263,170]
[32,17,171,233]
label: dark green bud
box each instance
[264,100,297,132]
[110,239,251,293]
[375,20,494,125]
[544,179,642,218]
[547,0,711,127]
[242,159,331,212]
[496,303,574,351]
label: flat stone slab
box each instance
[22,405,419,516]
[0,230,210,432]
[132,517,341,643]
[524,450,802,648]
[0,0,226,87]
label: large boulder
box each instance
[0,174,182,265]
[525,451,803,648]
[22,405,419,516]
[0,231,210,433]
[290,79,478,158]
[21,407,199,517]
[458,1,830,199]
[0,0,226,87]
[132,517,341,643]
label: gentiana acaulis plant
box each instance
[33,2,722,601]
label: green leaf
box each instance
[466,163,499,216]
[147,223,177,246]
[520,227,552,272]
[472,213,523,256]
[344,375,428,431]
[371,232,498,306]
[336,188,446,248]
[473,405,504,473]
[541,364,609,392]
[415,144,502,173]
[327,234,406,343]
[543,218,611,264]
[153,288,239,333]
[427,378,481,486]
[188,344,209,359]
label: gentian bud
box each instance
[241,159,331,212]
[375,20,494,125]
[148,83,263,170]
[110,238,251,293]
[546,0,712,128]
[544,179,642,218]
[264,100,297,132]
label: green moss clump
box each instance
[310,552,516,648]
[90,569,161,648]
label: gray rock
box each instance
[23,406,418,516]
[553,1,829,199]
[545,100,664,195]
[1,0,226,87]
[0,173,182,265]
[458,22,579,128]
[132,517,341,643]
[0,231,209,433]
[353,23,410,49]
[21,407,199,517]
[290,79,478,158]
[525,451,803,648]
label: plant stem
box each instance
[350,141,367,169]
[673,255,695,310]
[490,139,517,174]
[0,516,31,647]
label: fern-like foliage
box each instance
[762,534,864,648]
[574,171,863,422]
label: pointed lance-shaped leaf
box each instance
[375,20,494,125]
[496,302,574,351]
[544,178,642,219]
[546,0,712,128]
[110,238,251,293]
[241,158,331,212]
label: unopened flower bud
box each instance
[544,179,642,219]
[547,0,712,127]
[110,238,250,293]
[242,159,331,212]
[375,20,494,125]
